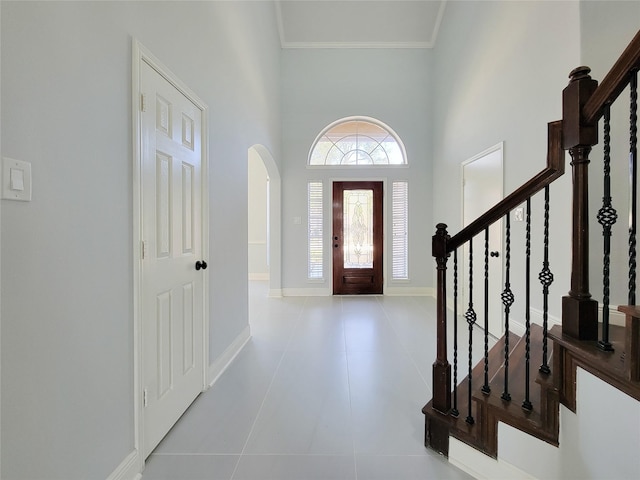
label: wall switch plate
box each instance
[2,157,32,201]
[514,207,524,222]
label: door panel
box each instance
[141,60,205,458]
[333,181,383,294]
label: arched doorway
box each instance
[248,145,281,296]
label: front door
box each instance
[333,181,383,294]
[140,58,206,457]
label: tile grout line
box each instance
[153,452,359,457]
[341,295,360,480]
[376,296,433,396]
[146,286,471,479]
[229,294,310,480]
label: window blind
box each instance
[308,182,323,279]
[392,181,409,280]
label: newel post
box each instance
[432,223,451,414]
[562,66,599,340]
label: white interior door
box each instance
[140,58,206,458]
[462,143,504,337]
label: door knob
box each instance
[195,260,208,270]
[490,251,500,258]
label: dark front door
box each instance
[332,181,383,294]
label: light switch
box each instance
[2,157,32,201]
[293,216,301,225]
[514,207,524,222]
[10,168,25,191]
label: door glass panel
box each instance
[343,189,374,268]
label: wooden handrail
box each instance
[426,27,640,460]
[447,120,564,252]
[584,29,640,124]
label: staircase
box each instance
[423,28,640,471]
[424,325,559,458]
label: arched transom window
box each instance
[308,117,407,166]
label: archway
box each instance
[248,145,281,296]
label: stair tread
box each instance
[549,324,634,385]
[480,324,551,407]
[475,325,557,439]
[424,324,559,457]
[549,323,640,404]
[423,332,522,451]
[452,332,517,414]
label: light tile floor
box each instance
[142,281,475,480]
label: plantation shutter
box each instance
[308,182,323,279]
[392,181,409,280]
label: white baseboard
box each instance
[444,297,626,332]
[282,287,331,296]
[599,303,626,326]
[106,449,142,480]
[385,286,433,296]
[111,327,251,480]
[207,325,251,387]
[282,286,432,297]
[511,308,562,337]
[510,319,526,337]
[248,272,269,281]
[529,307,561,329]
[449,437,537,480]
[514,305,626,331]
[444,296,564,338]
[494,304,626,331]
[268,288,283,298]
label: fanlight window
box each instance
[309,118,407,166]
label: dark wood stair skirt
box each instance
[424,318,640,459]
[549,320,640,412]
[423,324,560,458]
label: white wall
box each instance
[248,148,269,278]
[281,48,433,294]
[452,368,640,480]
[0,3,3,474]
[580,1,640,310]
[432,0,581,326]
[0,1,280,478]
[497,368,640,480]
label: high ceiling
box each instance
[275,0,447,49]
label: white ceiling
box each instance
[275,0,447,49]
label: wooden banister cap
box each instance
[617,305,640,317]
[568,66,592,82]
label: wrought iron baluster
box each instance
[452,249,459,417]
[501,213,513,402]
[630,70,638,306]
[482,228,491,395]
[598,104,617,351]
[465,238,477,425]
[523,198,533,412]
[539,186,554,373]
